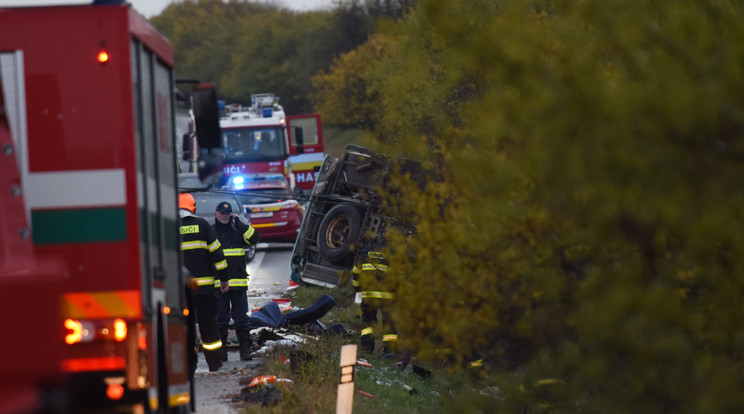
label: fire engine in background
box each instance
[0,2,222,412]
[219,93,325,193]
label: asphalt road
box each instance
[192,243,294,413]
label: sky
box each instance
[128,0,336,18]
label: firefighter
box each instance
[179,193,230,372]
[352,249,399,354]
[212,201,260,361]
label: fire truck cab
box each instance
[219,93,325,193]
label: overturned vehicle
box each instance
[290,145,421,287]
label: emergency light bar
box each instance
[252,93,276,108]
[231,173,288,190]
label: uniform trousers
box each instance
[193,290,223,370]
[360,297,398,353]
[218,289,250,331]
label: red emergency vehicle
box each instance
[0,2,221,412]
[219,93,325,193]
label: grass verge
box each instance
[238,286,569,413]
[241,284,468,413]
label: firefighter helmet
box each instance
[179,193,196,212]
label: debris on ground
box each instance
[356,390,375,398]
[232,383,283,406]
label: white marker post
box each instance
[336,344,358,414]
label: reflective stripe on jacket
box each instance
[361,290,395,300]
[352,250,394,297]
[213,217,260,290]
[180,212,229,295]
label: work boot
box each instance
[236,330,253,361]
[220,328,229,362]
[360,334,375,353]
[204,349,224,372]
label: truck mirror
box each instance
[197,152,224,183]
[192,83,221,149]
[294,126,304,154]
[181,133,191,160]
[191,82,224,181]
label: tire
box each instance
[316,204,362,262]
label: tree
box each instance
[152,0,376,113]
[152,0,271,86]
[315,0,744,411]
[312,34,389,129]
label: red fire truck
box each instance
[219,93,325,193]
[0,2,222,412]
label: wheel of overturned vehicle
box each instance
[317,204,362,262]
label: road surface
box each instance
[192,243,294,413]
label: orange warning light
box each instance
[97,49,110,63]
[138,330,148,351]
[106,383,124,400]
[64,319,83,345]
[113,318,127,342]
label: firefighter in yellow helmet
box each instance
[352,248,399,354]
[179,192,229,372]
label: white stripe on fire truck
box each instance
[26,169,126,208]
[289,152,324,164]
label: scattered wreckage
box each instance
[249,293,343,334]
[221,294,348,407]
[207,294,346,352]
[290,145,423,288]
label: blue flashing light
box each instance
[262,108,272,118]
[232,176,245,190]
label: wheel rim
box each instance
[324,214,351,249]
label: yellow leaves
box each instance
[312,34,392,127]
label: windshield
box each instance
[237,188,291,205]
[223,126,285,161]
[178,174,210,192]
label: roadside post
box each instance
[336,344,358,414]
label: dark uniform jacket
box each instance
[213,217,259,290]
[180,212,229,295]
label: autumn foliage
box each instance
[154,0,744,410]
[315,0,744,411]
